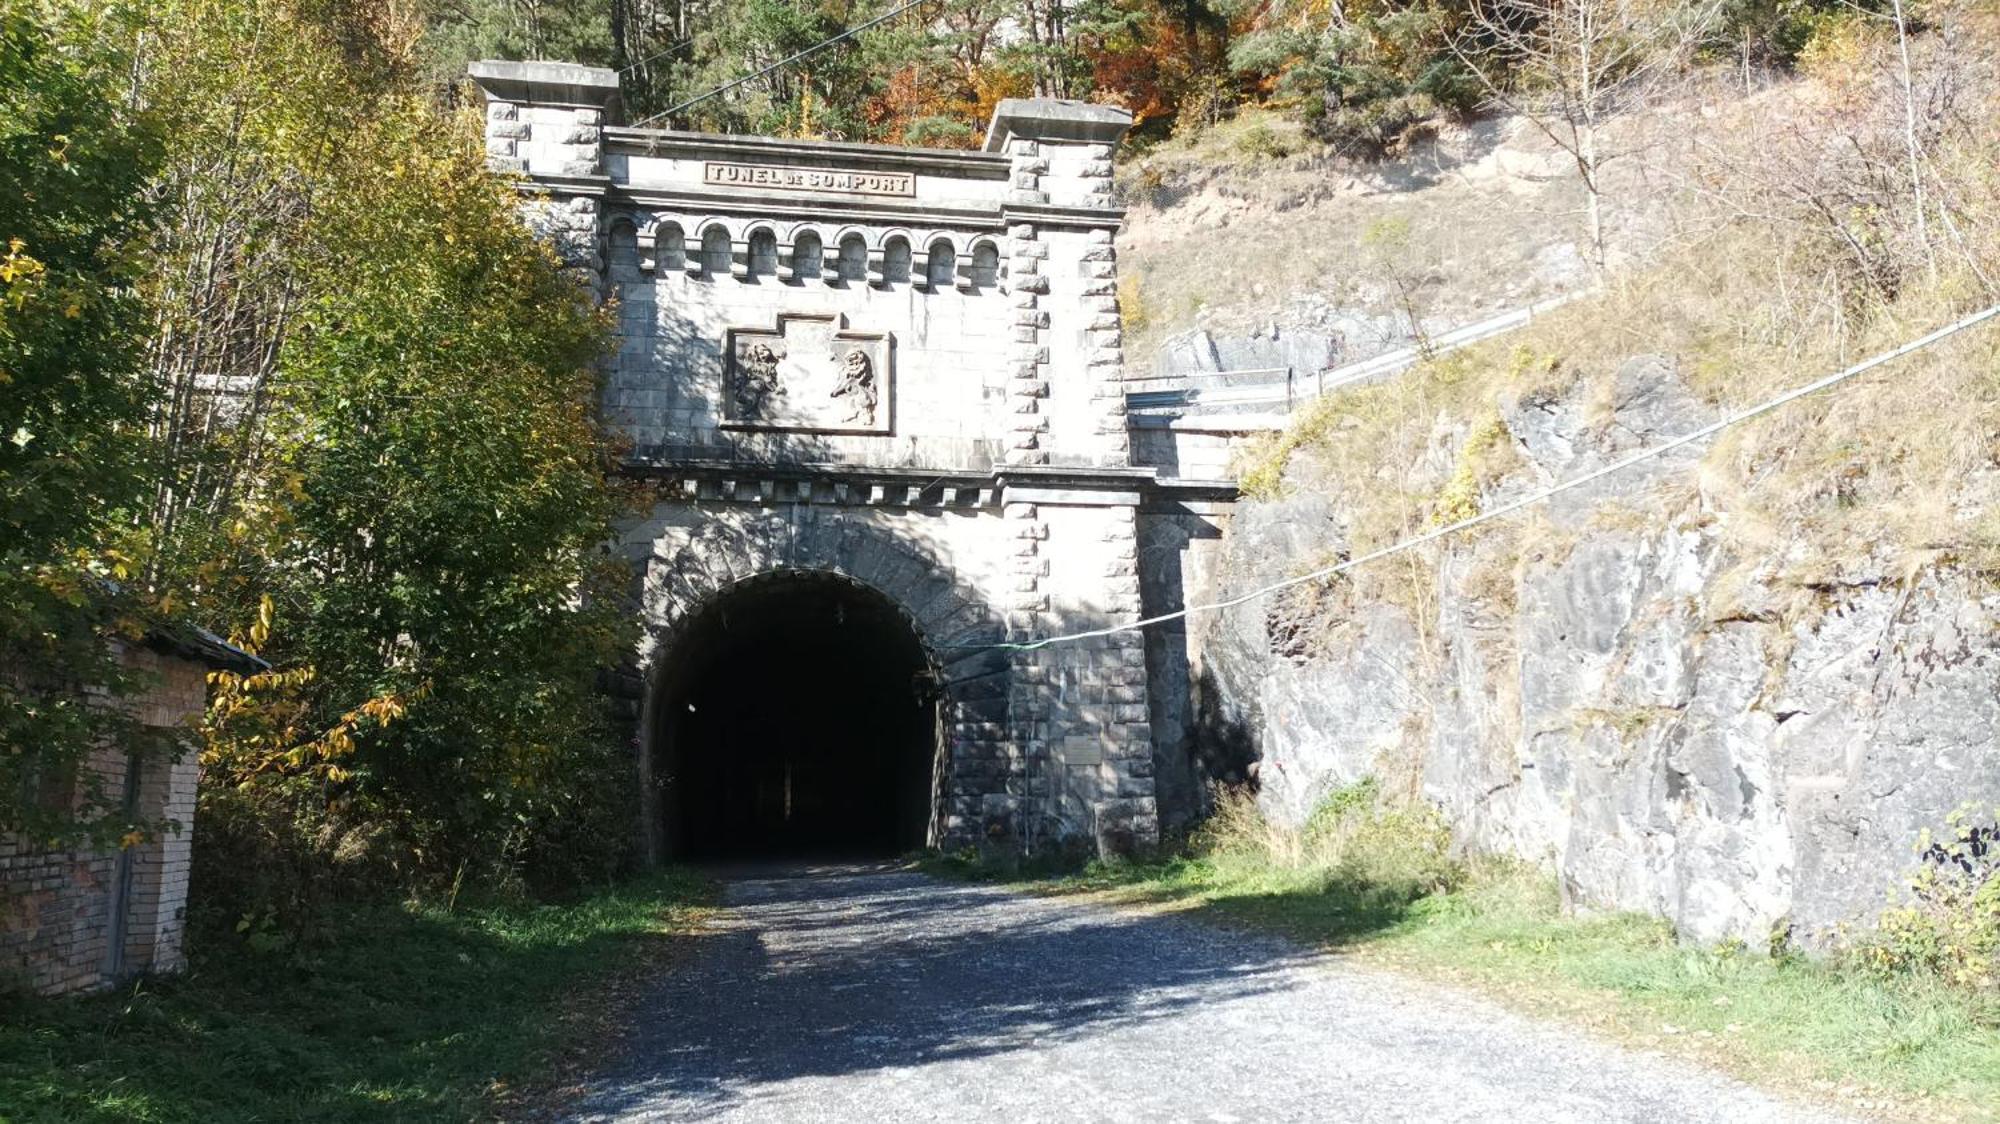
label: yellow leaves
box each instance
[355,693,408,723]
[204,650,428,788]
[1,237,48,310]
[118,830,145,850]
[0,236,38,280]
[247,593,274,651]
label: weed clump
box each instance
[1858,807,2000,992]
[1195,779,1461,910]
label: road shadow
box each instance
[568,866,1326,1121]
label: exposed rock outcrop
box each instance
[1191,357,2000,944]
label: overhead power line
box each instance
[618,38,687,79]
[630,0,932,130]
[972,302,2000,655]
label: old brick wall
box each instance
[1,648,206,996]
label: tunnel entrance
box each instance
[653,574,941,860]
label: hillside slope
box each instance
[1128,12,2000,947]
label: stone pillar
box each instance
[986,100,1133,469]
[469,61,622,296]
[984,100,1155,855]
[1004,213,1049,468]
[1081,225,1130,466]
[470,60,618,177]
[1089,504,1158,852]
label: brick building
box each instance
[2,628,261,996]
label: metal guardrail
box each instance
[1126,291,1592,429]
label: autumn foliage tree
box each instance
[125,2,636,910]
[3,0,631,914]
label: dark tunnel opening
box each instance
[654,574,940,860]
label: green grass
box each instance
[0,871,713,1123]
[1005,795,2000,1123]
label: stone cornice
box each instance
[589,187,1123,231]
[618,457,1232,508]
[503,173,1125,233]
[601,185,1006,231]
[604,127,1012,176]
[1002,201,1129,230]
[470,60,621,114]
[983,98,1134,152]
[507,173,613,198]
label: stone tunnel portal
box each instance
[652,574,940,860]
[473,59,1242,859]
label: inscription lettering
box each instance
[703,162,915,198]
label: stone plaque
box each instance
[1058,736,1105,766]
[703,161,915,198]
[723,313,892,434]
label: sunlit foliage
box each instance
[0,0,169,845]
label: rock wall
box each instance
[1188,357,2000,944]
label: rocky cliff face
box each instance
[1191,357,2000,944]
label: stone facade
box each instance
[2,646,213,996]
[473,62,1231,858]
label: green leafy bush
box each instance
[0,0,170,845]
[1860,808,2000,992]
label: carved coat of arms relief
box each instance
[722,313,892,434]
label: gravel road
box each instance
[572,864,1857,1123]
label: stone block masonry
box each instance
[472,62,1226,859]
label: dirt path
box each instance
[570,865,1857,1123]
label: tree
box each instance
[94,0,635,909]
[0,0,170,845]
[418,0,613,90]
[229,91,630,888]
[170,9,634,901]
[1455,0,1720,271]
[1227,0,1479,154]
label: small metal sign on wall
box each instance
[703,162,916,198]
[722,313,893,435]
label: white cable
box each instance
[977,302,2000,654]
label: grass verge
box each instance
[0,871,714,1123]
[980,790,2000,1123]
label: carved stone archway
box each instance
[634,502,1011,862]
